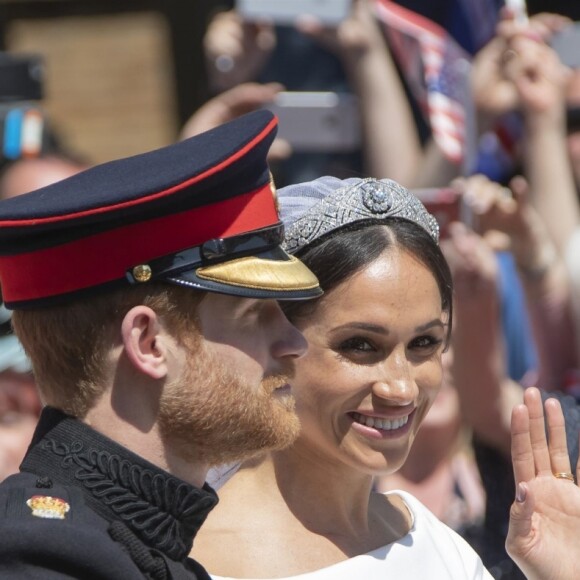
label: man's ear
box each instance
[121,306,168,380]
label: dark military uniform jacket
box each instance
[0,407,218,579]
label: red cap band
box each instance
[0,182,277,303]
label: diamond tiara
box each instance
[282,178,440,254]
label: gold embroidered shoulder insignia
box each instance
[26,495,70,519]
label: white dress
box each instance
[210,490,493,580]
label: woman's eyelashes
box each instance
[334,335,384,366]
[338,336,377,354]
[409,335,444,352]
[335,333,444,362]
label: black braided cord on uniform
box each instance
[41,438,216,561]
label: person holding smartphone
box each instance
[201,0,423,187]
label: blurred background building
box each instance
[1,0,222,163]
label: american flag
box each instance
[373,0,474,166]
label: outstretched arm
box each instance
[179,82,291,162]
[456,174,576,389]
[443,219,514,456]
[297,0,423,185]
[488,11,580,262]
[506,386,580,579]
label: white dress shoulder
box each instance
[210,490,493,580]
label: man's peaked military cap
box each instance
[0,110,321,309]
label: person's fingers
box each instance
[503,37,540,77]
[205,25,243,60]
[221,82,284,111]
[209,11,244,41]
[268,138,292,162]
[253,23,277,52]
[438,239,461,276]
[337,19,368,49]
[511,35,566,83]
[508,175,529,203]
[498,5,515,22]
[527,19,553,41]
[492,183,517,215]
[497,15,519,40]
[545,397,573,476]
[210,9,241,30]
[472,183,497,215]
[502,35,544,81]
[263,81,285,93]
[449,177,466,192]
[497,195,517,216]
[506,482,535,558]
[526,387,553,475]
[447,221,471,239]
[226,33,245,59]
[488,181,517,219]
[444,224,482,289]
[447,222,480,266]
[295,15,326,36]
[462,175,494,215]
[181,82,285,138]
[206,10,275,66]
[462,175,521,236]
[530,12,572,38]
[497,19,542,44]
[511,403,535,484]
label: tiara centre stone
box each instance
[361,180,392,214]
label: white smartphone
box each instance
[264,91,361,153]
[236,0,352,26]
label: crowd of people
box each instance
[1,1,580,579]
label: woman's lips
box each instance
[348,408,416,439]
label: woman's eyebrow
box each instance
[332,319,444,334]
[415,319,445,332]
[332,322,389,335]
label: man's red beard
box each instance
[158,344,300,467]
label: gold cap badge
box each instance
[132,264,152,283]
[26,495,70,519]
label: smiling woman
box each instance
[285,242,446,476]
[192,177,493,579]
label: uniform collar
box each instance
[20,407,218,561]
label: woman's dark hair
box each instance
[282,218,453,337]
